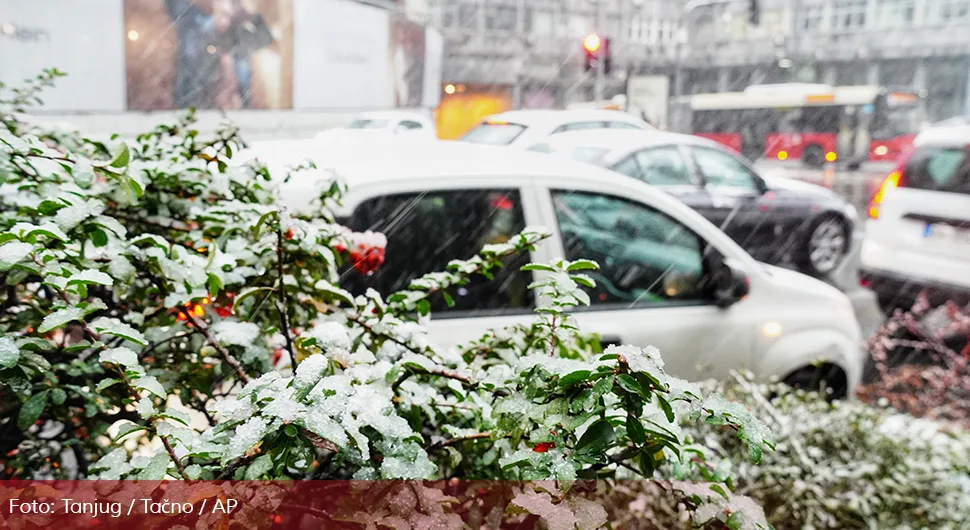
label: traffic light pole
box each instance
[594,0,605,102]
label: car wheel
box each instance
[783,363,848,401]
[802,144,824,167]
[796,214,848,277]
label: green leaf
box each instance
[571,275,596,288]
[245,454,273,479]
[626,414,646,445]
[18,390,49,430]
[313,280,356,308]
[725,511,745,530]
[184,464,202,480]
[709,483,730,502]
[37,200,65,215]
[441,291,455,308]
[51,388,67,405]
[91,229,108,247]
[615,374,643,396]
[207,273,222,298]
[656,394,675,423]
[0,337,19,369]
[137,453,170,480]
[638,449,656,476]
[108,142,130,169]
[96,378,122,392]
[232,286,275,313]
[558,370,591,387]
[114,421,150,441]
[416,299,430,317]
[566,259,599,271]
[575,418,616,455]
[520,263,556,272]
[252,211,277,238]
[284,424,298,437]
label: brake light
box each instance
[868,171,901,219]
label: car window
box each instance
[691,146,760,190]
[607,121,644,130]
[551,190,707,307]
[903,146,970,194]
[551,121,607,134]
[631,147,693,186]
[345,190,533,314]
[399,120,423,130]
[348,119,390,129]
[460,123,528,145]
[613,156,640,179]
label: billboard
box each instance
[292,0,389,109]
[125,0,295,110]
[0,0,126,111]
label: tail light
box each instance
[868,170,902,219]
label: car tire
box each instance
[802,144,825,167]
[783,363,848,401]
[795,214,849,277]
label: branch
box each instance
[392,365,476,393]
[181,307,250,383]
[429,432,493,450]
[275,226,297,371]
[161,435,190,480]
[348,313,427,357]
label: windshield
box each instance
[347,119,391,129]
[459,123,527,145]
[872,105,921,139]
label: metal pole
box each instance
[594,0,605,102]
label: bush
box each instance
[675,374,970,530]
[0,71,776,529]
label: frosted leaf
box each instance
[135,376,166,399]
[90,317,147,346]
[510,490,577,530]
[306,321,352,356]
[0,241,33,271]
[8,222,69,242]
[294,354,328,390]
[239,371,282,399]
[499,449,540,469]
[0,337,19,369]
[68,269,112,287]
[567,497,608,530]
[213,320,260,347]
[225,416,272,461]
[262,395,306,423]
[93,448,133,479]
[303,408,349,448]
[400,352,436,372]
[700,395,775,463]
[211,397,254,423]
[184,464,202,480]
[93,215,127,237]
[38,306,86,333]
[55,198,104,231]
[72,158,96,187]
[607,344,667,385]
[518,354,590,377]
[100,347,139,368]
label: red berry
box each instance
[532,442,555,453]
[284,229,295,240]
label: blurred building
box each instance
[422,0,970,128]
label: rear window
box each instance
[460,123,527,145]
[348,119,390,129]
[903,146,970,194]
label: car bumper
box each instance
[860,267,970,311]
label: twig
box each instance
[161,435,189,480]
[430,432,493,450]
[181,307,250,383]
[218,453,257,480]
[275,226,297,370]
[348,313,426,356]
[391,365,476,393]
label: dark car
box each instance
[530,129,858,277]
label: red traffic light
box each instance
[583,34,601,53]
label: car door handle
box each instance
[599,335,623,348]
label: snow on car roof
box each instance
[240,138,650,213]
[535,129,726,163]
[914,124,970,147]
[485,109,652,128]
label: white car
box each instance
[251,140,863,398]
[861,127,970,311]
[316,111,437,141]
[458,109,655,148]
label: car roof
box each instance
[914,124,970,148]
[352,111,430,122]
[242,139,661,211]
[485,109,651,128]
[536,129,728,163]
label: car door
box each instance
[341,185,542,349]
[610,145,712,212]
[536,186,754,381]
[687,145,780,262]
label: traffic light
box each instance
[749,0,760,25]
[583,34,612,75]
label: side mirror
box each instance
[712,258,749,308]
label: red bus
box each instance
[670,83,925,167]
